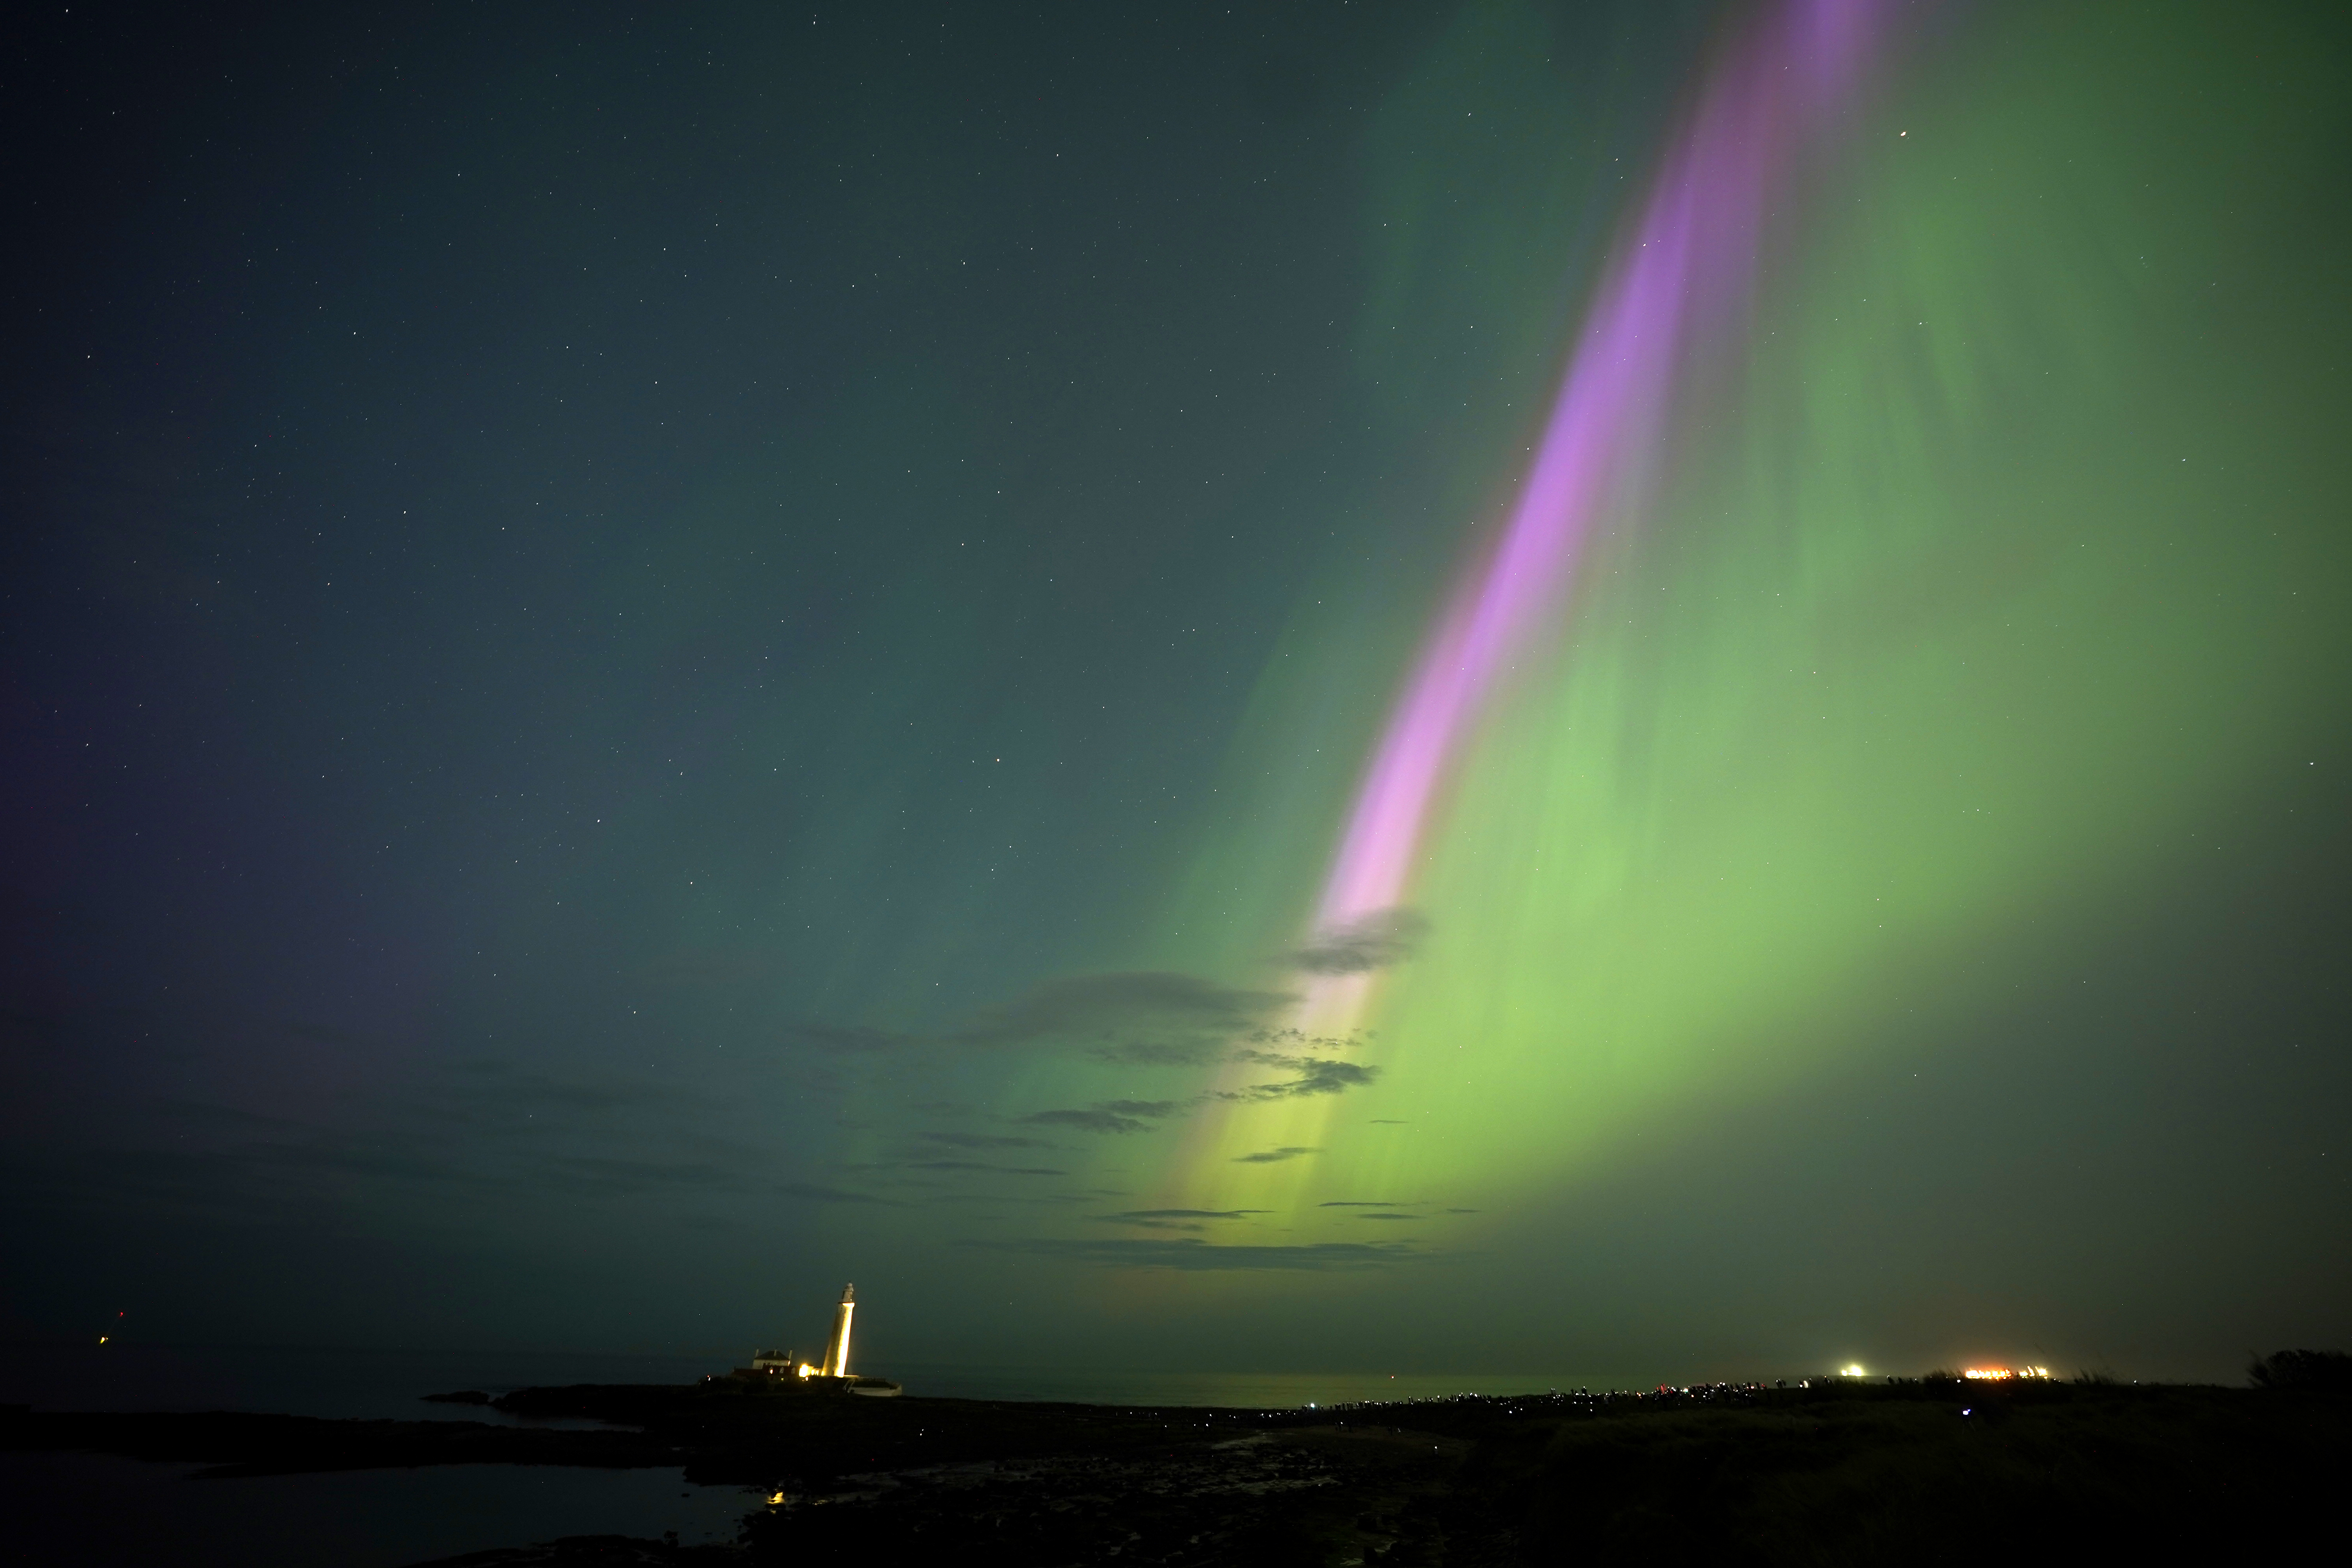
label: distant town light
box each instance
[1962,1366,2052,1381]
[1840,1364,1866,1377]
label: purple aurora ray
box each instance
[1307,0,1894,992]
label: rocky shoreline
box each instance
[8,1377,2348,1564]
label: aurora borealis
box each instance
[1183,0,1894,1196]
[5,0,2349,1385]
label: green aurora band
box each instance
[1077,0,2350,1252]
[809,1,2350,1350]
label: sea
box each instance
[1,1341,1592,1566]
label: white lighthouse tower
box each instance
[722,1283,895,1394]
[820,1283,855,1378]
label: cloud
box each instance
[1017,1099,1189,1135]
[1218,1054,1381,1101]
[534,1154,740,1192]
[1089,1039,1221,1066]
[1239,1025,1371,1056]
[922,1132,1053,1150]
[3,1134,495,1229]
[1098,1099,1185,1118]
[1021,1108,1151,1134]
[905,1159,1067,1176]
[775,971,1290,1067]
[1320,1199,1466,1219]
[1092,1207,1268,1232]
[972,1237,1421,1270]
[468,1074,666,1112]
[1232,1145,1319,1164]
[1286,907,1428,975]
[775,1181,894,1205]
[952,972,1291,1055]
[405,1067,693,1131]
[1370,1119,1410,1125]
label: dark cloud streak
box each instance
[1018,1098,1190,1135]
[1218,1054,1381,1100]
[1090,1207,1269,1232]
[1287,908,1428,975]
[973,1237,1421,1271]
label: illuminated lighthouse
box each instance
[820,1283,855,1378]
[718,1283,898,1396]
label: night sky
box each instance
[6,0,2349,1385]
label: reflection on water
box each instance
[0,1343,1598,1564]
[2,1340,1598,1417]
[0,1453,759,1568]
[0,1341,720,1422]
[893,1365,1600,1408]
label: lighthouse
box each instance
[716,1283,899,1396]
[821,1283,855,1378]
